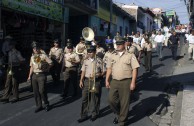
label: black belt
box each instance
[33,72,45,75]
[85,77,100,81]
[66,66,76,68]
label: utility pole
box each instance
[110,0,113,36]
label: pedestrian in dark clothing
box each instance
[168,31,180,60]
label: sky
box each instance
[113,0,189,24]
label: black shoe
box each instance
[113,117,118,124]
[0,98,9,103]
[10,98,19,103]
[77,116,89,123]
[34,107,43,113]
[189,58,192,61]
[159,58,162,61]
[45,105,50,112]
[90,115,97,121]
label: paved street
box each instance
[0,46,180,126]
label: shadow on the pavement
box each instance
[98,105,113,118]
[152,63,165,70]
[50,95,82,109]
[177,56,184,60]
[19,93,34,101]
[162,55,172,61]
[126,94,169,125]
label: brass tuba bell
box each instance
[82,27,94,42]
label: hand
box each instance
[27,76,31,81]
[106,80,110,88]
[96,73,102,78]
[130,82,136,90]
[79,80,84,89]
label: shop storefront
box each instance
[89,6,117,40]
[0,0,64,57]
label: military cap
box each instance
[5,35,12,40]
[85,41,91,45]
[107,43,114,49]
[87,45,96,53]
[67,39,72,43]
[31,41,40,48]
[116,40,125,45]
[125,37,133,42]
[80,37,84,41]
[67,43,73,49]
[53,39,59,43]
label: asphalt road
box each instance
[0,43,181,126]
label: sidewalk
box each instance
[171,59,194,126]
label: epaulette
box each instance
[111,50,117,54]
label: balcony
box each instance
[64,0,98,14]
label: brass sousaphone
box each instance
[82,27,96,93]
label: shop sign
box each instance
[97,7,117,24]
[166,10,175,16]
[2,0,63,22]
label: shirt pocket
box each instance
[122,58,131,71]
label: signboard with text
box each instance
[1,0,63,22]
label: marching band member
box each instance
[61,43,80,98]
[0,41,25,103]
[27,42,53,113]
[49,39,63,84]
[78,45,104,123]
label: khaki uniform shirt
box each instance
[132,43,142,52]
[8,49,25,66]
[64,52,80,68]
[107,51,140,80]
[81,57,103,78]
[127,45,137,54]
[75,42,86,55]
[49,47,63,62]
[142,43,152,52]
[103,50,115,72]
[30,53,52,73]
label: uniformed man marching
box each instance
[27,42,53,113]
[78,45,104,123]
[61,43,80,98]
[0,41,25,103]
[125,37,142,62]
[106,39,140,126]
[49,39,63,84]
[103,43,115,72]
[64,39,76,54]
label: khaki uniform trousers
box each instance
[32,73,49,108]
[108,78,131,126]
[2,66,21,100]
[188,43,194,60]
[63,67,77,96]
[80,78,101,118]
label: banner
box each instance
[1,0,63,22]
[166,10,175,16]
[97,7,117,24]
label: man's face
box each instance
[33,47,40,54]
[67,48,73,52]
[88,51,95,58]
[158,31,161,35]
[116,44,125,51]
[54,42,59,47]
[173,32,176,36]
